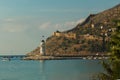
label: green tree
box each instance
[110,20,120,59]
[96,20,120,80]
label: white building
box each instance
[40,40,46,56]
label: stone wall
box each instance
[53,31,76,39]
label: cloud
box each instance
[3,18,15,22]
[38,18,85,32]
[39,22,51,29]
[64,18,85,27]
[76,18,85,24]
[54,24,63,29]
[53,19,85,31]
[2,24,27,32]
[0,18,27,32]
[1,18,85,33]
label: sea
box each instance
[0,57,104,80]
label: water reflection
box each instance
[38,60,103,80]
[39,60,46,80]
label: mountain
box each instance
[68,3,120,34]
[27,4,120,56]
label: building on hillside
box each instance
[53,30,76,39]
[64,32,76,39]
[79,34,97,40]
[52,30,63,37]
[84,34,95,40]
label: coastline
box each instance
[24,56,82,60]
[24,55,109,60]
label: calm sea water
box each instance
[0,59,103,80]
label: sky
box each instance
[0,0,120,55]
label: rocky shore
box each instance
[24,54,109,60]
[24,55,83,60]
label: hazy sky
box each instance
[0,0,119,55]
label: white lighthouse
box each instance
[40,40,46,56]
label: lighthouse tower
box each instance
[40,40,46,56]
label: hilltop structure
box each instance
[53,30,76,39]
